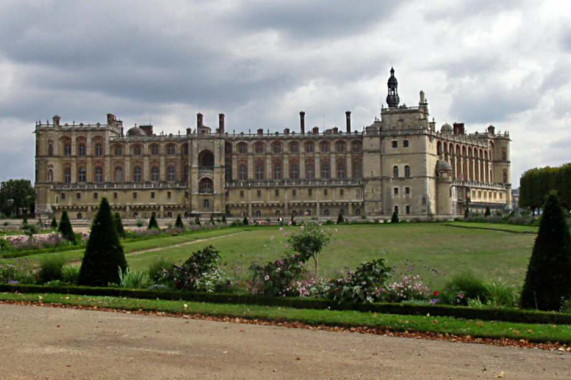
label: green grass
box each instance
[126,223,535,290]
[1,291,570,343]
[446,221,539,233]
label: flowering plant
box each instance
[249,254,306,297]
[385,274,431,302]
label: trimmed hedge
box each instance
[2,283,571,325]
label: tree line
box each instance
[519,163,571,211]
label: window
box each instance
[167,191,171,199]
[115,146,122,156]
[306,161,314,179]
[133,145,142,156]
[337,161,345,179]
[203,199,210,209]
[501,148,507,161]
[183,144,189,154]
[47,169,53,182]
[199,178,213,193]
[167,144,175,155]
[305,142,314,153]
[95,143,103,157]
[394,187,399,195]
[239,164,248,180]
[324,189,328,196]
[255,142,265,154]
[275,189,279,196]
[340,189,344,196]
[255,162,264,180]
[352,141,361,152]
[94,167,103,183]
[406,205,411,215]
[255,210,261,217]
[167,166,176,181]
[64,168,71,183]
[393,165,399,178]
[94,192,98,200]
[134,166,142,182]
[113,192,118,200]
[405,187,410,195]
[321,161,330,179]
[292,189,297,197]
[63,143,71,157]
[392,141,398,148]
[238,143,248,154]
[151,145,159,155]
[76,192,81,200]
[289,162,299,179]
[150,167,159,182]
[320,141,329,153]
[151,192,155,199]
[335,141,345,153]
[272,142,282,154]
[503,169,508,183]
[257,190,262,197]
[353,160,362,180]
[61,193,66,200]
[77,213,82,219]
[324,209,330,216]
[133,192,137,200]
[404,165,411,178]
[48,141,54,156]
[78,167,86,182]
[78,144,86,157]
[403,140,409,148]
[308,189,313,196]
[289,142,299,153]
[273,162,282,179]
[198,150,214,168]
[394,205,399,214]
[115,167,123,182]
[240,190,244,198]
[183,165,189,182]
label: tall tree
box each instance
[0,179,35,217]
[78,198,127,286]
[521,193,571,310]
[58,210,76,244]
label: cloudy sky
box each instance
[0,0,569,185]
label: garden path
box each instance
[0,303,568,379]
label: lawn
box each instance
[126,223,536,290]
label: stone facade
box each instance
[34,69,512,221]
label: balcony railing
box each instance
[226,179,362,188]
[51,182,187,190]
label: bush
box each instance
[118,268,151,289]
[242,216,248,226]
[441,271,489,306]
[148,257,173,284]
[249,254,307,297]
[391,210,399,223]
[386,274,430,303]
[38,255,66,284]
[148,214,159,230]
[325,259,392,304]
[337,213,344,224]
[61,266,80,285]
[0,263,19,283]
[485,281,519,308]
[521,193,571,310]
[50,216,58,229]
[58,211,76,244]
[174,214,184,229]
[165,245,229,292]
[114,212,125,238]
[78,198,127,286]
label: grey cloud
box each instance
[423,0,524,22]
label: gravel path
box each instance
[0,303,569,379]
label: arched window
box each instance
[47,169,53,182]
[94,167,103,183]
[150,144,159,155]
[320,141,329,153]
[305,142,314,153]
[273,162,282,180]
[337,161,346,179]
[95,143,103,157]
[393,165,399,178]
[133,145,142,156]
[404,165,411,178]
[289,162,299,179]
[115,145,122,156]
[64,167,71,183]
[321,161,330,179]
[238,142,248,154]
[167,144,175,155]
[352,141,361,152]
[183,144,189,155]
[503,169,508,183]
[78,167,86,182]
[199,178,214,193]
[501,148,507,161]
[151,166,159,182]
[78,144,86,157]
[198,150,214,168]
[255,162,265,180]
[272,142,282,154]
[353,160,362,180]
[289,142,299,153]
[167,166,176,181]
[335,141,345,153]
[115,167,123,182]
[134,166,142,182]
[239,164,248,180]
[255,142,265,154]
[183,165,189,181]
[306,160,314,179]
[64,143,71,157]
[48,141,54,156]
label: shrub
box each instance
[165,245,229,292]
[485,280,519,308]
[50,216,58,229]
[391,210,399,223]
[78,198,127,286]
[58,211,76,244]
[0,263,19,283]
[521,193,571,310]
[195,215,201,226]
[386,274,431,302]
[61,266,80,285]
[148,214,159,230]
[249,254,307,297]
[148,257,173,284]
[114,212,126,238]
[325,259,392,304]
[135,218,144,227]
[441,271,489,306]
[337,213,344,224]
[118,268,151,289]
[484,206,491,217]
[38,255,66,284]
[242,216,248,226]
[175,214,184,229]
[288,224,330,276]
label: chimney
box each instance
[218,113,225,134]
[52,115,61,127]
[345,111,351,134]
[453,123,465,135]
[284,128,290,135]
[487,125,495,135]
[186,127,191,135]
[312,126,319,134]
[299,111,305,134]
[197,113,203,128]
[139,125,153,136]
[257,128,263,135]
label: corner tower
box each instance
[386,67,400,108]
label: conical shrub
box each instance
[391,210,399,223]
[148,214,159,230]
[521,193,571,310]
[114,212,125,238]
[78,198,127,286]
[175,214,184,229]
[50,216,58,229]
[58,210,76,244]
